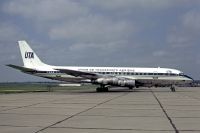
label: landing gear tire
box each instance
[96,87,101,92]
[129,87,133,90]
[96,87,108,92]
[170,86,176,92]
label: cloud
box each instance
[3,0,89,22]
[0,22,26,64]
[48,15,139,56]
[167,9,200,47]
[86,0,174,10]
[182,9,200,31]
[1,0,200,81]
[152,50,167,57]
[49,15,135,42]
[0,22,25,43]
[167,30,192,47]
[3,0,138,53]
[69,40,129,53]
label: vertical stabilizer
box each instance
[18,40,46,68]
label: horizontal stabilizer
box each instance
[6,64,35,72]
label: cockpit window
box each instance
[179,72,184,76]
[166,70,172,73]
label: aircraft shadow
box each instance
[58,87,194,94]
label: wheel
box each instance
[96,87,102,92]
[104,87,109,92]
[96,87,108,92]
[170,86,176,92]
[129,87,133,90]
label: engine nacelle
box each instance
[95,78,135,87]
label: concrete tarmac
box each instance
[0,87,200,133]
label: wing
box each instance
[56,68,102,79]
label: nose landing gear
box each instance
[170,85,176,92]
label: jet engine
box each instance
[94,78,135,87]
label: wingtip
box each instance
[6,64,12,67]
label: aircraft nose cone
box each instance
[184,75,194,83]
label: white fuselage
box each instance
[30,66,192,86]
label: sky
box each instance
[0,0,200,82]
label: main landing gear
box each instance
[170,85,176,92]
[129,87,133,90]
[96,85,109,92]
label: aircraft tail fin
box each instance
[18,40,47,68]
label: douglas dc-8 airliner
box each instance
[7,41,193,92]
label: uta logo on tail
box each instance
[25,52,34,59]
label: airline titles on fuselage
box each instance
[78,68,135,73]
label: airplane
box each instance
[7,40,193,92]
